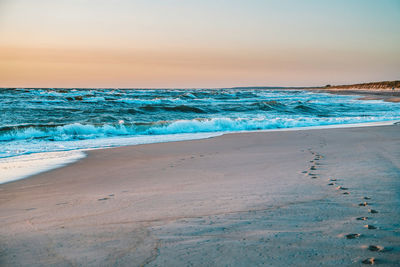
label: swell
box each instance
[139,104,206,113]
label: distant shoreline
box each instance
[1,80,399,91]
[313,88,400,103]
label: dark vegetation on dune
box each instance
[324,80,400,90]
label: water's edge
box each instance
[1,120,398,185]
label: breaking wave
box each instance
[0,115,396,143]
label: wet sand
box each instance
[1,125,400,266]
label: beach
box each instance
[1,124,399,266]
[1,0,399,265]
[320,88,400,103]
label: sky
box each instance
[0,0,399,88]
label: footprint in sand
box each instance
[359,202,369,206]
[336,186,348,190]
[361,258,376,265]
[308,173,318,178]
[356,217,369,221]
[367,245,383,252]
[364,225,377,230]
[368,209,379,214]
[366,245,392,252]
[346,233,361,239]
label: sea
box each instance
[1,88,399,183]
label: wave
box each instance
[0,123,130,142]
[250,101,287,111]
[0,116,394,142]
[294,104,317,112]
[145,117,381,135]
[140,104,206,113]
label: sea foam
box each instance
[0,150,86,184]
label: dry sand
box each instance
[1,125,400,266]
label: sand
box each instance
[316,88,400,103]
[1,125,400,266]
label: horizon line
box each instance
[1,79,399,90]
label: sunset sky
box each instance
[0,0,399,88]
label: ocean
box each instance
[1,88,400,183]
[2,88,400,158]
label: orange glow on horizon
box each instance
[1,1,399,88]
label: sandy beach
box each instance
[322,89,400,103]
[1,124,400,266]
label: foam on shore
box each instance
[0,132,221,184]
[0,150,86,184]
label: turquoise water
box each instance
[1,88,399,158]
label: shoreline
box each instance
[1,124,399,265]
[312,88,400,103]
[1,120,398,185]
